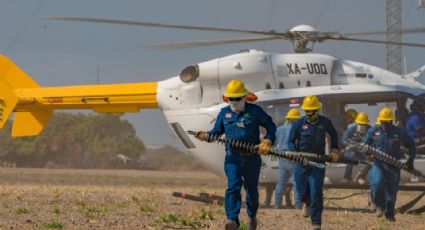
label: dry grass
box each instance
[0,168,424,229]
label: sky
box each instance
[1,0,425,148]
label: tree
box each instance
[0,112,146,168]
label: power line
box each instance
[405,0,414,25]
[261,0,277,50]
[265,0,277,31]
[4,0,47,54]
[315,0,329,27]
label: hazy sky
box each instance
[1,0,425,148]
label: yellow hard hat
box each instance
[355,112,370,125]
[375,118,381,125]
[285,108,301,119]
[301,95,321,110]
[223,80,249,98]
[377,107,394,121]
[346,109,358,121]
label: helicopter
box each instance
[1,17,425,185]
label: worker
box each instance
[406,100,425,140]
[194,80,276,230]
[288,95,340,230]
[274,108,302,209]
[345,109,358,126]
[341,112,371,184]
[362,107,415,222]
[331,108,358,137]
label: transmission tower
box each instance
[386,0,402,74]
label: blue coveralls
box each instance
[288,115,338,226]
[208,102,276,226]
[274,123,300,208]
[362,125,415,218]
[406,111,425,139]
[341,123,371,179]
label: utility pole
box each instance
[386,0,402,74]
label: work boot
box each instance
[357,178,366,185]
[248,216,257,230]
[312,224,321,230]
[385,216,396,222]
[376,208,383,217]
[225,219,237,230]
[302,203,310,217]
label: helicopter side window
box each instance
[258,100,304,127]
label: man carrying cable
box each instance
[194,80,276,230]
[362,107,415,222]
[341,112,372,184]
[288,95,340,230]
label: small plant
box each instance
[139,204,154,213]
[84,206,108,220]
[199,208,214,220]
[172,199,183,206]
[239,221,247,230]
[76,199,87,209]
[42,220,63,229]
[158,213,179,223]
[52,207,60,214]
[156,213,203,229]
[114,200,131,208]
[16,207,30,215]
[131,196,140,204]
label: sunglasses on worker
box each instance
[228,97,243,102]
[304,110,317,115]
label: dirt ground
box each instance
[0,168,424,230]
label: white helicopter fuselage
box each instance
[156,50,425,183]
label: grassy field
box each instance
[0,168,424,229]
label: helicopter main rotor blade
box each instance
[342,27,425,36]
[43,16,288,37]
[145,36,281,49]
[329,37,425,48]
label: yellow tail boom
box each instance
[0,55,158,137]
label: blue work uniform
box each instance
[208,102,276,226]
[406,111,425,139]
[288,115,338,226]
[362,125,415,218]
[274,122,300,208]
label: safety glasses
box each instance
[304,110,317,115]
[228,97,243,102]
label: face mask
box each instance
[305,110,318,123]
[381,121,393,131]
[229,98,246,113]
[356,124,368,134]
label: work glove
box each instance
[358,143,371,156]
[194,131,207,142]
[257,139,272,155]
[330,148,341,163]
[405,158,414,171]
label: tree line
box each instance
[0,113,146,169]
